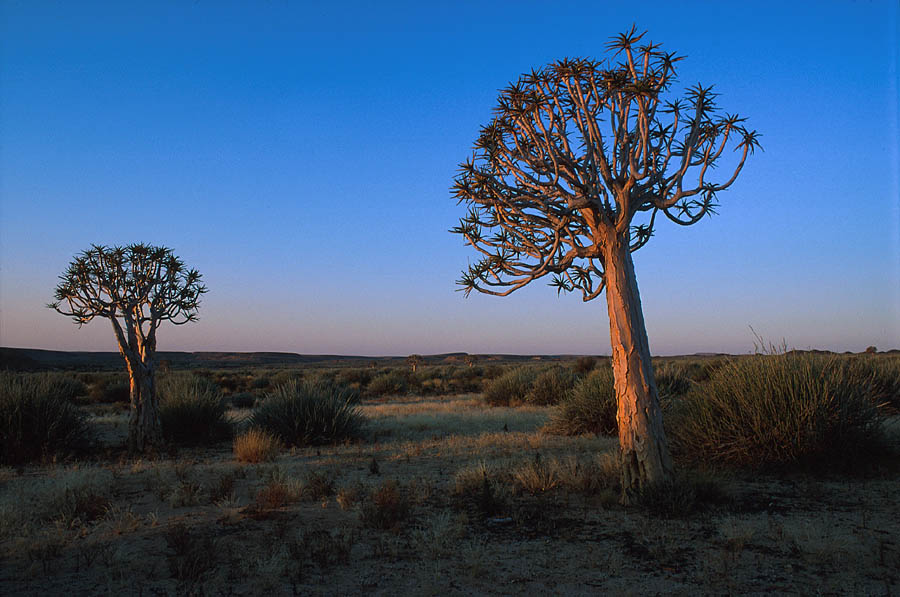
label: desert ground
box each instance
[1,358,899,596]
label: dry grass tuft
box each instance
[233,428,281,463]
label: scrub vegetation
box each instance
[1,352,898,595]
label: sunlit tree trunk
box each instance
[114,318,162,454]
[603,230,673,501]
[123,356,162,453]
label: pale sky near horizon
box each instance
[1,0,898,356]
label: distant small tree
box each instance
[50,244,207,453]
[452,28,759,499]
[865,346,877,354]
[406,354,423,373]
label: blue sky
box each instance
[1,0,897,356]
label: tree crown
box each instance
[49,243,207,329]
[452,27,760,301]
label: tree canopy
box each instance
[50,243,207,347]
[451,27,761,301]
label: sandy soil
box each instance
[1,396,898,596]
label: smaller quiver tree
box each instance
[406,354,423,373]
[50,244,207,453]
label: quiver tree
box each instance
[451,28,759,500]
[50,244,207,453]
[406,354,423,373]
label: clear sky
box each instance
[1,0,897,356]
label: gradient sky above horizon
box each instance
[1,0,898,357]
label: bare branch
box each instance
[452,31,757,301]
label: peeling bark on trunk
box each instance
[125,358,162,454]
[603,232,673,502]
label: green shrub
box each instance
[43,373,88,402]
[250,376,271,390]
[360,479,410,530]
[526,366,576,405]
[573,356,597,375]
[158,374,231,446]
[543,366,617,436]
[849,355,900,410]
[337,367,373,388]
[653,362,693,401]
[270,369,304,388]
[87,375,130,404]
[483,367,536,406]
[448,366,484,394]
[366,370,407,397]
[0,372,92,465]
[668,353,887,470]
[635,470,732,518]
[250,379,365,446]
[229,391,256,409]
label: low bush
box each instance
[635,470,733,518]
[0,372,93,465]
[158,375,231,446]
[653,362,693,401]
[360,480,410,530]
[849,355,900,410]
[42,373,88,402]
[543,366,617,436]
[84,374,130,404]
[250,376,271,390]
[447,366,484,394]
[483,366,536,406]
[337,367,373,388]
[250,379,365,446]
[366,370,407,398]
[668,353,887,470]
[573,356,597,375]
[233,428,281,463]
[526,366,577,405]
[229,391,256,409]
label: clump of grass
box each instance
[512,453,560,494]
[158,374,231,446]
[653,362,693,401]
[543,366,617,436]
[253,467,303,510]
[848,355,900,410]
[554,452,621,497]
[288,528,355,570]
[234,428,281,463]
[41,373,88,402]
[526,366,576,406]
[573,356,598,375]
[230,391,256,409]
[366,370,408,398]
[483,366,536,406]
[337,367,373,389]
[452,462,507,518]
[88,377,130,404]
[0,372,93,465]
[250,379,365,447]
[360,480,411,530]
[302,469,336,501]
[668,353,887,470]
[635,470,733,518]
[164,523,218,587]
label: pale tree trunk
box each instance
[124,356,162,454]
[603,231,673,502]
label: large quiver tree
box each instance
[50,244,207,453]
[452,28,759,500]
